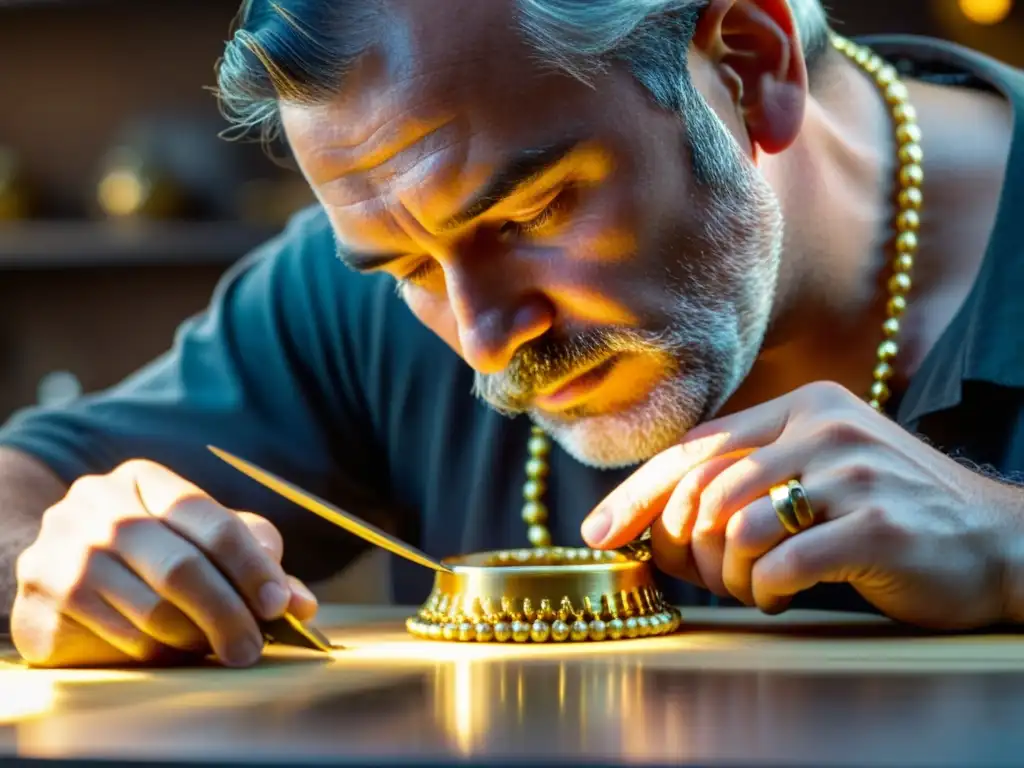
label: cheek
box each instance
[403,287,463,356]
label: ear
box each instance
[692,0,809,155]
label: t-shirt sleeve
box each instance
[0,207,393,582]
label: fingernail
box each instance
[581,509,612,546]
[225,636,262,668]
[291,580,317,604]
[259,581,290,618]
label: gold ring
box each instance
[769,479,816,534]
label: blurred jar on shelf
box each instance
[0,147,35,221]
[96,146,184,220]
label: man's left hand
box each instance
[581,381,1022,629]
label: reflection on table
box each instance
[2,606,1024,767]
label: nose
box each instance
[446,268,554,375]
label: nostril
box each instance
[458,297,554,375]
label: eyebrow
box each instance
[335,243,406,273]
[438,137,582,231]
[334,137,582,272]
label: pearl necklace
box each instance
[520,34,924,547]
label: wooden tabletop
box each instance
[2,605,1024,767]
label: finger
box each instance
[286,576,319,622]
[721,496,789,605]
[91,552,208,653]
[650,452,749,591]
[124,462,291,621]
[650,481,703,587]
[690,443,809,594]
[751,513,865,614]
[12,591,140,669]
[692,442,812,539]
[111,517,265,668]
[583,439,756,550]
[14,537,179,663]
[57,587,167,662]
[237,512,284,563]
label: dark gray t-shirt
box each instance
[3,35,1024,611]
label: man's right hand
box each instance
[10,459,318,669]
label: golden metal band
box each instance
[769,479,816,535]
[407,547,682,643]
[788,479,816,529]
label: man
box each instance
[2,0,1023,669]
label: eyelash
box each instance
[397,187,576,290]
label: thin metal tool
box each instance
[209,446,452,574]
[259,613,333,653]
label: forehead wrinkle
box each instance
[383,136,476,230]
[318,117,469,213]
[306,112,455,183]
[301,47,487,183]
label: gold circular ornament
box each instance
[407,547,681,643]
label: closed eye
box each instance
[499,185,576,240]
[395,185,579,294]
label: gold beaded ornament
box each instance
[406,548,682,643]
[408,34,922,644]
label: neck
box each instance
[722,52,899,415]
[721,44,1012,419]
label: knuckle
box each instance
[697,483,728,523]
[203,515,245,559]
[800,380,855,407]
[14,545,42,588]
[810,418,871,448]
[65,472,109,501]
[724,511,758,555]
[859,505,902,544]
[113,458,159,478]
[139,599,200,647]
[237,513,284,559]
[833,460,880,494]
[137,596,174,629]
[771,546,809,583]
[55,581,94,616]
[156,550,205,593]
[110,514,151,539]
[860,504,891,531]
[52,546,104,605]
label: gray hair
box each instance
[216,0,831,152]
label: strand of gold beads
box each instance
[829,34,923,411]
[520,34,922,543]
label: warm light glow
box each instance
[959,0,1013,24]
[0,666,149,725]
[0,677,57,724]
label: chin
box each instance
[531,376,716,470]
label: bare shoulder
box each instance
[897,78,1015,376]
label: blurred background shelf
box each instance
[0,221,278,269]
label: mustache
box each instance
[472,327,672,414]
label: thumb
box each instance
[236,511,284,563]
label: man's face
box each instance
[282,0,785,469]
